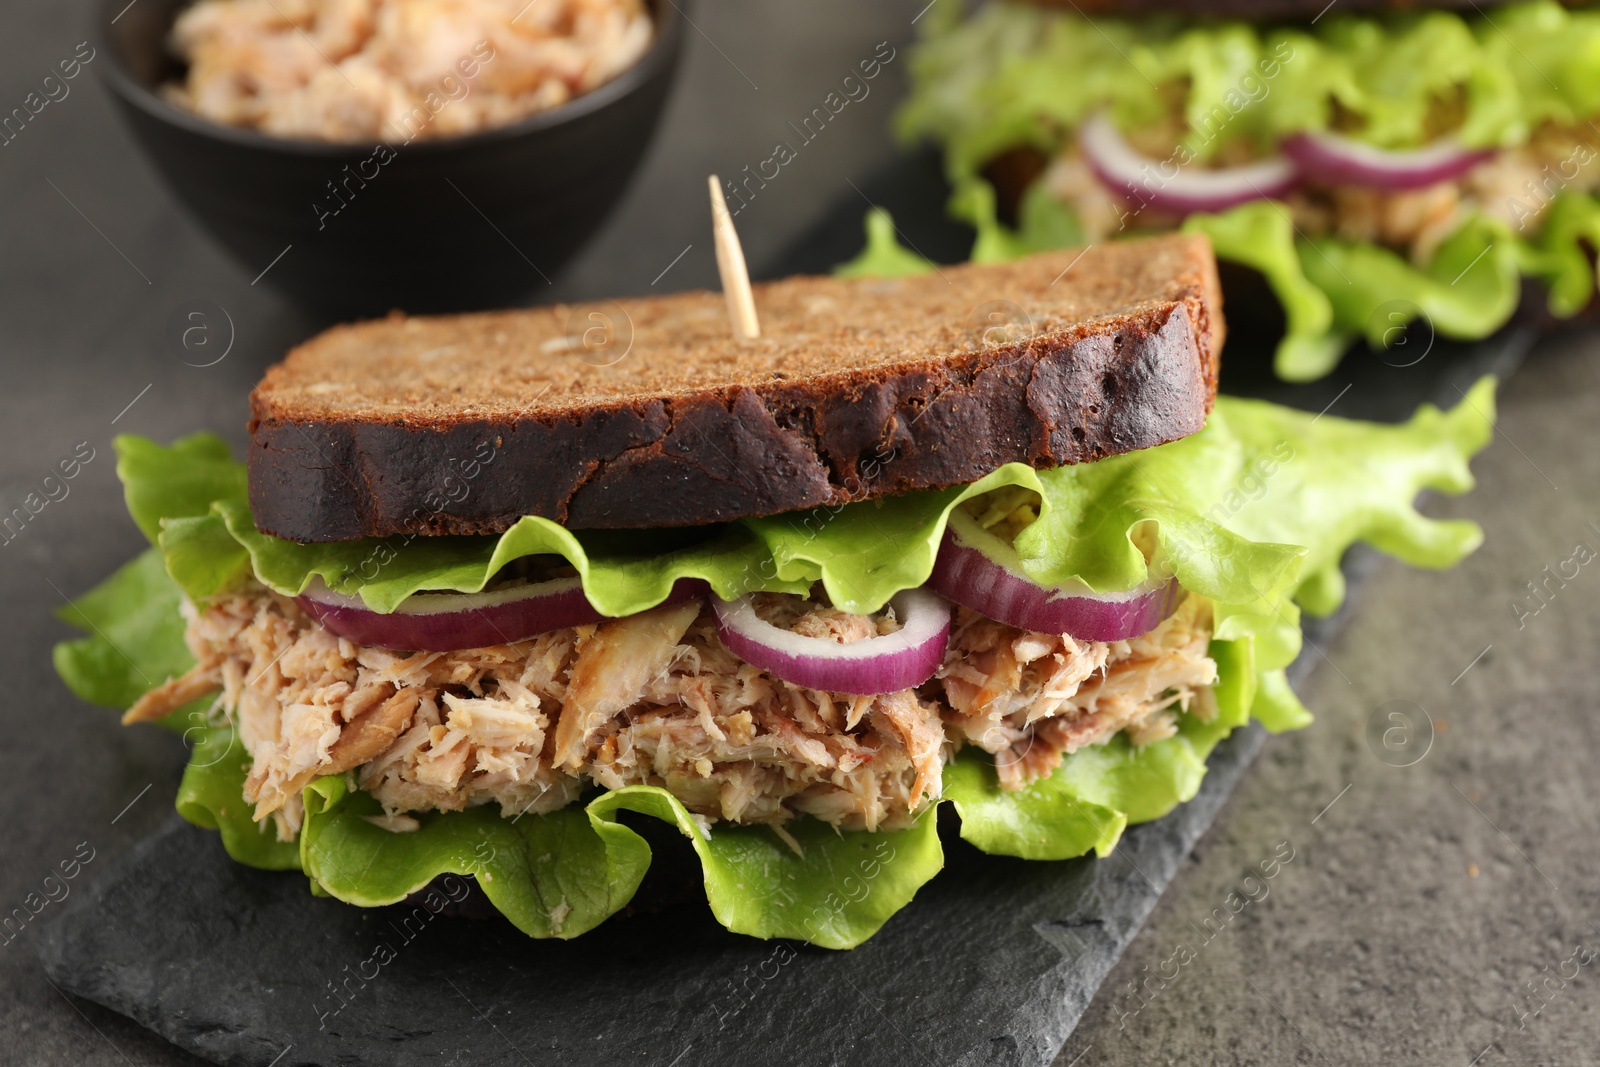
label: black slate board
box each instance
[36,152,1538,1067]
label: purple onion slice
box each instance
[1282,130,1493,191]
[1079,110,1298,216]
[711,588,951,696]
[927,509,1180,643]
[299,576,709,652]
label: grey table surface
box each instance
[3,1,1598,1065]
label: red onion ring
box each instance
[711,589,951,696]
[1281,130,1493,191]
[298,577,709,652]
[1079,110,1298,216]
[928,510,1180,642]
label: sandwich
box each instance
[895,0,1600,380]
[54,232,1495,948]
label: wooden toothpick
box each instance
[708,175,760,341]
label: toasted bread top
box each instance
[256,234,1221,421]
[1027,0,1525,18]
[249,233,1223,540]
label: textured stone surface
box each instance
[4,1,1596,1065]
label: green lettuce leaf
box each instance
[300,775,944,947]
[118,433,245,544]
[1182,204,1350,381]
[587,787,944,949]
[1197,200,1595,380]
[834,208,937,278]
[51,548,299,867]
[1249,667,1314,734]
[300,776,652,939]
[1156,379,1494,630]
[53,547,195,715]
[898,1,1600,166]
[112,415,1274,626]
[947,176,1084,265]
[1522,191,1600,316]
[177,726,302,870]
[1465,1,1600,144]
[1299,214,1524,348]
[121,434,809,615]
[943,755,1128,860]
[955,178,1039,264]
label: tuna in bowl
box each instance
[160,0,657,143]
[97,0,685,317]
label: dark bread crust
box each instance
[249,234,1223,541]
[1041,0,1546,19]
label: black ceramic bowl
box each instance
[97,0,684,318]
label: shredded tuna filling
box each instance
[129,583,1216,838]
[939,597,1216,790]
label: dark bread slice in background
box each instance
[248,233,1222,541]
[1031,0,1554,19]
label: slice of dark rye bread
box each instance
[248,233,1222,542]
[1031,0,1552,19]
